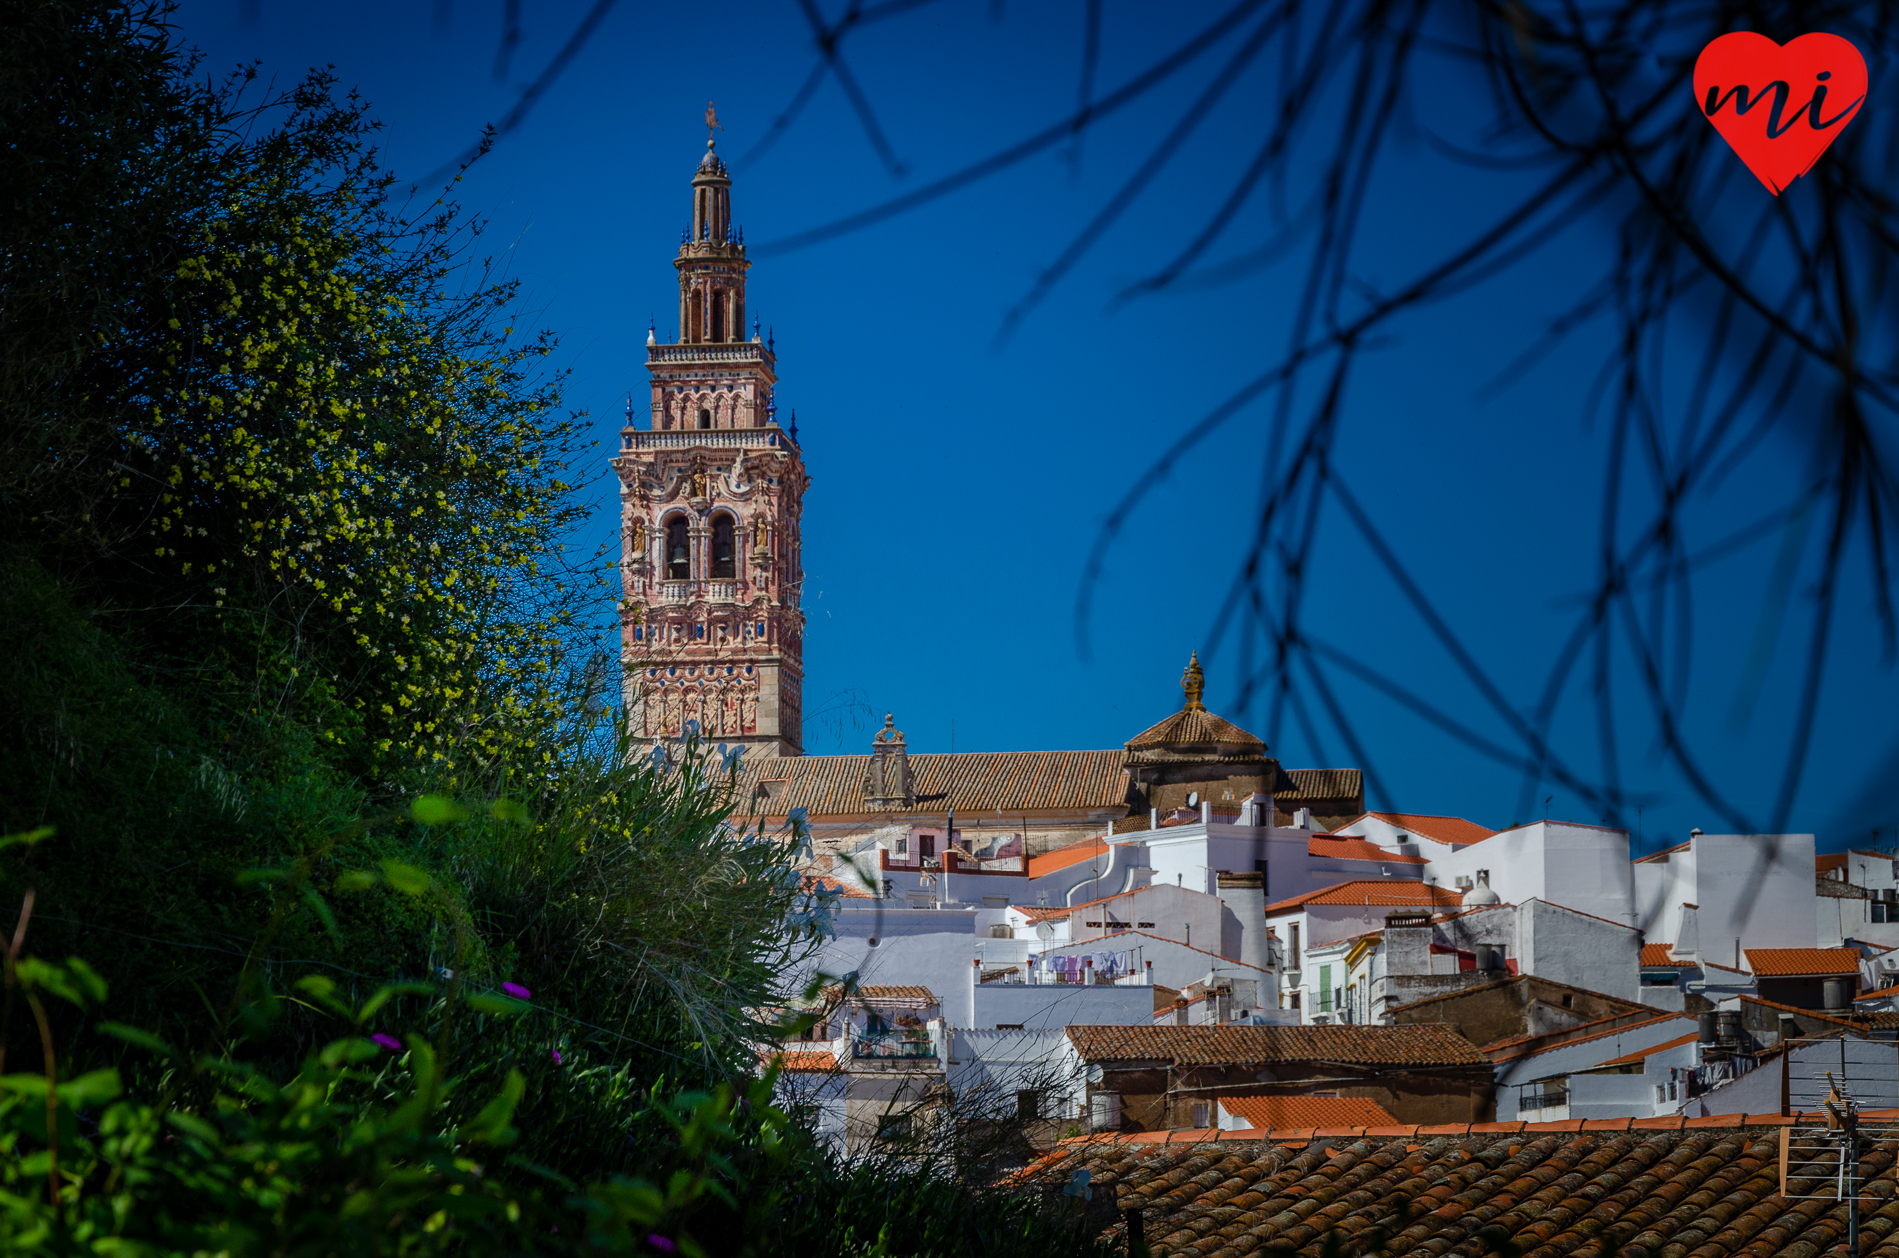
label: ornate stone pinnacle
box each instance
[1182,651,1206,712]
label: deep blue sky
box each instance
[172,1,1899,851]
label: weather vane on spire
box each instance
[705,101,722,144]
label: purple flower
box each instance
[551,1048,563,1064]
[371,1033,403,1052]
[502,982,532,1000]
[646,1236,677,1255]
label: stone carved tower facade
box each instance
[614,135,807,756]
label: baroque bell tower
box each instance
[614,118,807,756]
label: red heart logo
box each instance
[1694,32,1867,194]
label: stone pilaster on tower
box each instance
[613,130,808,757]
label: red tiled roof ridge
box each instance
[1594,1031,1700,1067]
[1479,1006,1669,1052]
[1026,836,1112,878]
[1347,811,1495,846]
[1307,835,1429,864]
[1263,879,1464,913]
[1743,946,1861,976]
[1632,839,1694,863]
[1641,942,1691,966]
[1857,983,1899,1000]
[1485,1012,1694,1063]
[763,1049,838,1072]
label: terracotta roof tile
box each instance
[1026,836,1110,878]
[1641,942,1691,966]
[767,1050,837,1073]
[1484,1012,1694,1063]
[1065,1023,1488,1067]
[801,874,874,899]
[1857,984,1899,1001]
[1123,707,1266,762]
[1597,1032,1699,1066]
[736,750,1131,816]
[1281,767,1364,802]
[1308,835,1429,865]
[1217,1095,1398,1129]
[1021,1118,1899,1256]
[1264,879,1466,913]
[1745,947,1861,976]
[1352,811,1496,846]
[821,984,939,1006]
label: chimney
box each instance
[1383,911,1433,976]
[1216,871,1269,971]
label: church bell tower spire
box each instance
[613,115,808,757]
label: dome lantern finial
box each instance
[1181,650,1206,712]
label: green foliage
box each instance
[3,0,590,778]
[0,3,1116,1254]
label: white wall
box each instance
[1494,1015,1697,1093]
[1632,833,1816,959]
[947,1028,1084,1122]
[809,904,988,1026]
[1040,930,1272,998]
[1519,899,1641,999]
[1431,823,1637,927]
[1334,815,1464,862]
[969,980,1153,1030]
[1133,822,1311,901]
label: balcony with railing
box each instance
[657,580,747,604]
[648,343,772,365]
[852,1031,936,1060]
[629,429,792,451]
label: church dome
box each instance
[1123,652,1268,767]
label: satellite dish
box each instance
[1187,791,1200,808]
[1035,921,1055,942]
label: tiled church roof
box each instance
[736,752,1363,820]
[1124,708,1268,765]
[735,750,1131,816]
[1282,767,1365,802]
[1026,1120,1899,1257]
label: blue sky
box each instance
[173,0,1899,851]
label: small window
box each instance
[875,1114,912,1143]
[896,837,908,855]
[1191,1102,1210,1128]
[666,518,690,580]
[1015,1090,1041,1119]
[919,834,936,858]
[698,407,711,429]
[1561,994,1574,1009]
[711,515,736,578]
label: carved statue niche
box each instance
[630,517,647,558]
[862,714,915,810]
[751,516,770,566]
[691,466,709,501]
